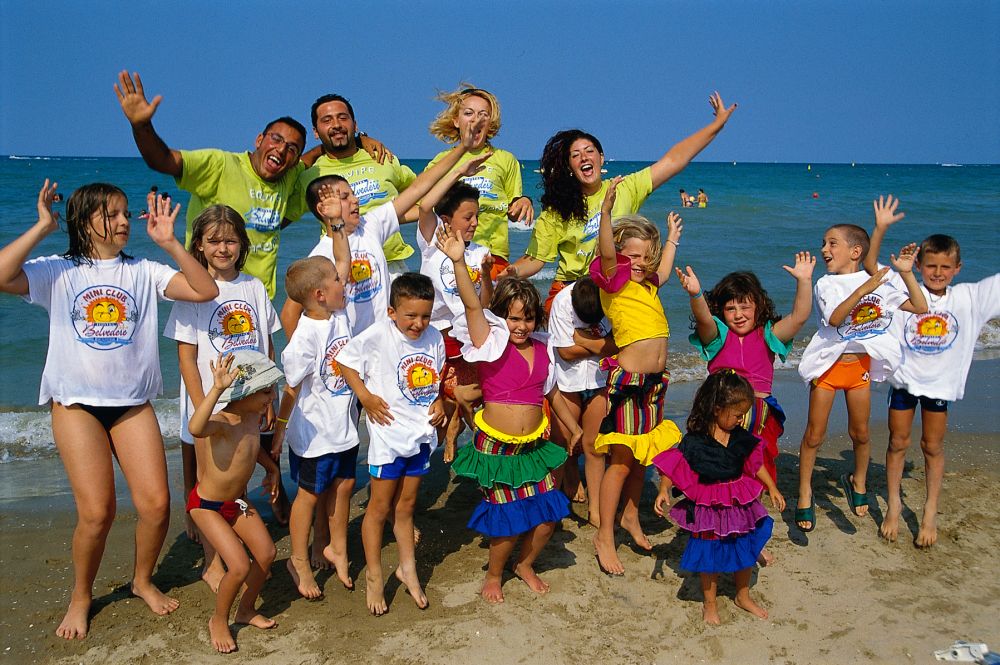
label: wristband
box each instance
[690,290,702,299]
[667,239,679,247]
[276,417,289,424]
[329,223,344,233]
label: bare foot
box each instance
[131,581,179,616]
[443,439,456,464]
[233,609,277,630]
[55,598,90,640]
[572,485,587,504]
[322,544,353,589]
[593,532,624,576]
[757,548,776,567]
[480,573,504,604]
[365,570,388,616]
[513,562,550,594]
[880,507,901,542]
[915,510,938,548]
[311,542,331,571]
[619,514,652,551]
[286,556,322,599]
[394,567,429,609]
[208,615,236,654]
[185,513,200,543]
[202,558,225,594]
[702,601,721,625]
[735,592,769,619]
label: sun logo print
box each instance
[397,354,439,405]
[208,300,260,353]
[222,308,255,336]
[851,303,881,325]
[72,285,138,350]
[905,310,959,355]
[350,259,373,284]
[86,296,126,324]
[320,336,351,395]
[917,315,948,337]
[466,265,481,285]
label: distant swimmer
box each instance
[679,189,694,207]
[697,188,708,208]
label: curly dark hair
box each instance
[490,277,546,331]
[699,271,781,330]
[539,129,603,222]
[63,183,133,265]
[686,370,754,436]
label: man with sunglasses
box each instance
[115,70,306,298]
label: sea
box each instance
[1,156,998,465]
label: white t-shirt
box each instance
[798,269,909,382]
[337,319,446,465]
[416,216,491,331]
[308,202,398,334]
[889,275,1000,401]
[163,273,281,443]
[548,282,611,392]
[281,312,359,457]
[22,255,176,406]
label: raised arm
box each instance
[315,182,352,285]
[114,71,183,177]
[392,118,484,218]
[0,180,59,295]
[648,92,737,190]
[675,265,716,345]
[654,211,683,284]
[417,152,493,243]
[597,177,622,276]
[892,243,928,314]
[150,193,218,302]
[436,223,490,347]
[188,354,238,438]
[865,195,906,275]
[771,251,817,342]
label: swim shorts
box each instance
[812,356,871,392]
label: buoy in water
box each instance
[807,164,812,171]
[812,192,819,199]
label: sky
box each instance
[2,0,998,164]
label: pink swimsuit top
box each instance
[707,326,776,394]
[479,338,549,406]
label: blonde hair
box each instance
[429,83,501,144]
[612,214,662,274]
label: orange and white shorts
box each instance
[812,355,871,392]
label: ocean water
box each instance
[1,156,998,462]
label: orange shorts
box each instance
[489,255,509,282]
[544,279,573,314]
[812,356,871,392]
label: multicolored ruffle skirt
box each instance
[594,360,681,465]
[741,395,785,482]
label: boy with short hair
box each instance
[271,185,358,597]
[865,195,1000,547]
[794,220,927,532]
[187,350,284,654]
[337,273,447,616]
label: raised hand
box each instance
[782,251,816,281]
[36,179,60,234]
[860,265,891,296]
[674,265,702,296]
[601,176,622,216]
[209,353,239,391]
[458,151,493,178]
[114,71,162,126]
[316,182,348,228]
[434,222,466,262]
[145,192,182,247]
[665,211,683,245]
[709,91,738,126]
[459,115,487,151]
[890,242,919,273]
[873,195,905,229]
[481,252,495,275]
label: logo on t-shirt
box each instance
[461,174,497,200]
[581,210,602,243]
[348,250,382,303]
[71,285,137,350]
[351,178,389,207]
[208,300,261,353]
[397,353,439,406]
[245,207,281,233]
[904,310,959,355]
[837,295,892,340]
[320,335,351,395]
[438,256,482,296]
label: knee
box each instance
[77,501,116,536]
[257,543,277,570]
[134,492,171,524]
[800,427,826,450]
[888,431,911,453]
[394,496,416,517]
[920,438,944,459]
[228,553,251,581]
[847,424,870,445]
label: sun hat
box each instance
[219,350,284,402]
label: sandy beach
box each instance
[2,361,999,665]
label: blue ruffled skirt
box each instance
[679,516,773,574]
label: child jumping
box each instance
[339,273,447,615]
[590,179,683,575]
[864,195,1000,547]
[439,222,582,603]
[187,351,283,653]
[795,221,927,531]
[653,371,785,624]
[0,182,217,639]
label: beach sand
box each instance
[2,362,999,664]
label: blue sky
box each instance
[2,0,998,163]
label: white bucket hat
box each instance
[219,350,284,403]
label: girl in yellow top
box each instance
[509,92,737,312]
[589,178,683,576]
[425,84,533,278]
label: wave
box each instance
[939,163,963,167]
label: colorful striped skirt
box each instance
[741,395,785,482]
[594,362,681,465]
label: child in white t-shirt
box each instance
[864,195,1000,547]
[547,277,616,526]
[163,204,284,590]
[794,221,927,532]
[338,273,447,616]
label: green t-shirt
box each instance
[526,167,653,281]
[176,149,303,298]
[291,151,417,262]
[426,146,523,259]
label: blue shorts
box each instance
[370,443,432,480]
[888,387,948,413]
[289,446,359,494]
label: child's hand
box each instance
[361,394,393,426]
[36,179,60,234]
[261,401,276,433]
[428,399,446,427]
[270,428,284,461]
[601,176,622,216]
[146,192,182,247]
[665,211,683,245]
[434,222,467,263]
[459,115,487,151]
[458,151,493,178]
[859,266,891,296]
[768,487,786,512]
[568,427,583,455]
[653,488,670,517]
[262,465,280,505]
[873,194,905,229]
[573,327,601,344]
[209,353,239,391]
[674,265,702,296]
[709,91,738,126]
[481,253,495,276]
[890,242,919,273]
[316,182,348,229]
[782,251,817,281]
